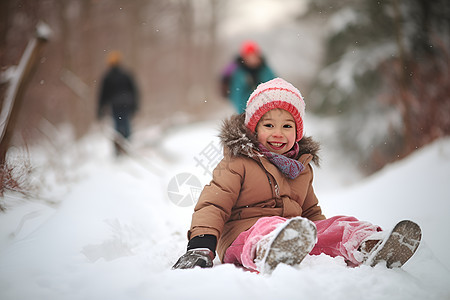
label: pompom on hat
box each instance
[245,78,306,142]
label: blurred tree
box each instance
[305,0,450,173]
[0,0,224,150]
[0,0,226,199]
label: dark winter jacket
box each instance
[98,66,138,117]
[188,114,325,261]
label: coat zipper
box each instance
[259,158,283,213]
[270,173,283,215]
[265,173,280,198]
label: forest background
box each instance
[1,0,449,197]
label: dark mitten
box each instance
[172,248,214,269]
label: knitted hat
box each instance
[240,41,260,57]
[245,78,305,142]
[107,50,122,66]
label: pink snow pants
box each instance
[223,216,381,271]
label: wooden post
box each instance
[0,22,51,194]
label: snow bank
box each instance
[320,137,450,271]
[0,119,449,300]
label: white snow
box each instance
[36,21,52,40]
[1,116,450,300]
[220,0,307,37]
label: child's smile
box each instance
[256,109,296,155]
[267,141,286,150]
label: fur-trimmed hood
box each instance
[219,114,320,165]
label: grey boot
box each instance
[255,217,317,274]
[365,220,422,268]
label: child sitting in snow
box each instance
[173,78,421,273]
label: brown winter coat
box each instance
[188,114,326,261]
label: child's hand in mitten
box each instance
[172,248,214,269]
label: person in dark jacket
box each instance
[98,51,139,155]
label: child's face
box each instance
[256,109,296,155]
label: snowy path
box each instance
[0,118,449,300]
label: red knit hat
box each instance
[245,78,306,142]
[240,41,260,57]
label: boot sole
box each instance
[261,217,317,273]
[368,220,422,268]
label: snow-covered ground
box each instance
[1,115,449,300]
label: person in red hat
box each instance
[221,41,276,113]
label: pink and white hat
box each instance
[244,78,306,142]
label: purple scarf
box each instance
[258,143,304,179]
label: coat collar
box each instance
[219,113,321,166]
